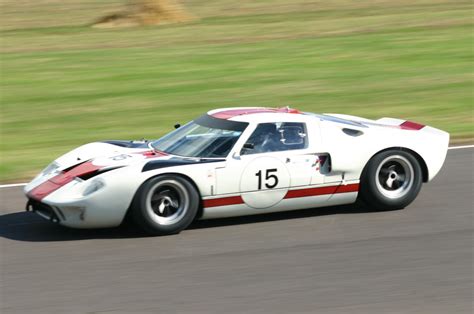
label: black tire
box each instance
[359,150,423,211]
[131,175,199,236]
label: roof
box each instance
[206,107,425,132]
[208,107,303,121]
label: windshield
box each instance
[150,115,248,158]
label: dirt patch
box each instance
[92,0,196,28]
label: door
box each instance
[215,121,322,209]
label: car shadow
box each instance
[0,212,147,242]
[0,203,387,242]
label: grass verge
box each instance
[1,0,473,182]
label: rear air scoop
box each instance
[376,118,425,130]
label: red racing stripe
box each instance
[399,121,425,130]
[212,107,302,120]
[28,161,102,201]
[203,196,244,208]
[203,183,359,208]
[138,150,168,159]
[284,183,359,199]
[27,180,63,201]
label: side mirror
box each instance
[174,123,181,129]
[239,143,255,157]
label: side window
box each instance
[241,122,308,155]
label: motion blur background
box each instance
[1,0,473,182]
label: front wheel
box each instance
[359,150,423,210]
[131,175,199,235]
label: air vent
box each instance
[78,166,123,180]
[342,128,363,137]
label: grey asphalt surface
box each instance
[0,148,472,314]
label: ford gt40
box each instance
[24,107,449,235]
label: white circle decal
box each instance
[240,156,290,209]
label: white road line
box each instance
[0,145,472,189]
[0,183,27,188]
[448,144,474,150]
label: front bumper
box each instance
[26,199,62,224]
[24,162,146,229]
[25,197,113,229]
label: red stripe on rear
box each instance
[203,196,244,208]
[400,121,425,130]
[284,183,359,199]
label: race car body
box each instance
[24,107,449,235]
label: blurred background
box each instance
[1,0,472,182]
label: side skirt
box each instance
[201,182,359,219]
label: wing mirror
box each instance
[242,143,255,150]
[241,143,255,155]
[234,143,254,159]
[174,123,181,129]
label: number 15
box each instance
[255,169,279,190]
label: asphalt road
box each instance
[0,148,472,314]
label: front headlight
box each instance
[82,179,105,197]
[41,162,60,176]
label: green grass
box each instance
[1,0,473,182]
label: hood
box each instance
[25,141,169,197]
[54,141,167,171]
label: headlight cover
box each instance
[41,162,60,176]
[82,179,105,197]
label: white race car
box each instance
[25,107,449,235]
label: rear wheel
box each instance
[359,150,423,210]
[131,175,199,235]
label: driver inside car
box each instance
[243,123,283,154]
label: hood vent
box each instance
[78,166,124,181]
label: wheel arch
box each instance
[363,147,429,183]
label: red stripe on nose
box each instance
[28,161,102,201]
